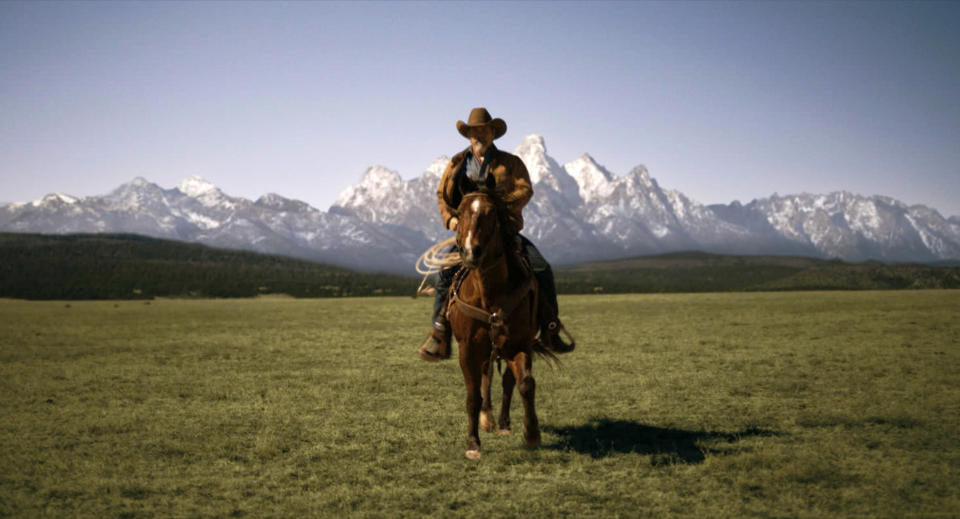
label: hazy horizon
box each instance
[2,1,958,217]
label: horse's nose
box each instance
[471,246,482,261]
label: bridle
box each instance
[456,192,506,272]
[450,191,537,369]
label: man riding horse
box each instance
[418,107,575,361]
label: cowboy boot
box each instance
[529,263,575,354]
[418,318,452,362]
[540,318,575,354]
[418,266,457,362]
[537,300,575,354]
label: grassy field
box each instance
[0,291,958,518]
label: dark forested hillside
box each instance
[555,251,960,293]
[3,234,958,300]
[0,233,418,300]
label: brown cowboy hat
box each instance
[456,107,507,140]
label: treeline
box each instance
[0,233,418,300]
[555,251,960,293]
[3,234,958,300]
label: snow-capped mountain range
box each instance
[3,134,958,272]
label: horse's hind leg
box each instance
[480,359,494,432]
[509,352,540,448]
[498,367,515,434]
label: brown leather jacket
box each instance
[436,145,533,231]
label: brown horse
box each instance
[447,190,551,459]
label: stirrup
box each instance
[544,321,576,354]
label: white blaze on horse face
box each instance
[463,228,475,265]
[462,198,483,265]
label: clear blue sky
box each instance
[2,1,958,217]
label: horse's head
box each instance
[456,190,503,269]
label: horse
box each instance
[446,189,554,459]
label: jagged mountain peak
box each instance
[36,193,79,206]
[359,166,403,187]
[112,176,162,193]
[758,191,897,212]
[256,192,287,205]
[255,193,313,213]
[564,154,616,203]
[177,175,218,197]
[512,133,581,205]
[422,157,450,179]
[578,152,600,166]
[514,133,546,153]
[4,136,959,269]
[628,164,650,178]
[101,177,168,211]
[575,153,612,174]
[566,153,604,172]
[626,165,657,190]
[513,134,552,182]
[334,166,405,212]
[518,133,546,149]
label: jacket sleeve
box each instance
[436,158,460,230]
[502,155,533,214]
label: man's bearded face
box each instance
[469,126,494,158]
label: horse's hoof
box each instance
[498,429,511,435]
[524,433,541,448]
[480,411,494,432]
[465,449,482,460]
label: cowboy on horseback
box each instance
[418,107,575,361]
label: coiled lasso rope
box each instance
[414,236,461,296]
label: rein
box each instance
[449,265,535,372]
[427,190,537,372]
[450,273,533,332]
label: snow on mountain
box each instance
[507,137,614,262]
[333,166,407,222]
[0,176,425,272]
[710,192,960,262]
[177,175,217,197]
[556,154,751,258]
[38,193,79,206]
[3,135,958,270]
[255,193,314,213]
[176,175,236,211]
[331,159,450,243]
[564,154,616,203]
[514,134,582,207]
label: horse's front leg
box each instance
[498,365,515,435]
[508,351,540,448]
[480,359,495,432]
[459,348,484,459]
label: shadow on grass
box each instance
[543,418,779,464]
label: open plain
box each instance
[1,291,958,518]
